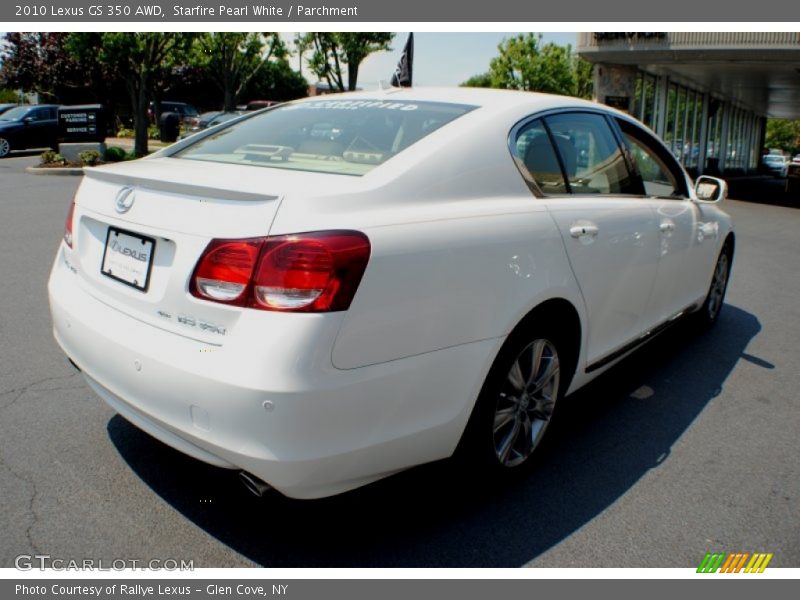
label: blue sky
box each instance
[292,32,579,89]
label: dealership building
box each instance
[578,32,800,176]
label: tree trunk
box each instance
[223,87,235,112]
[133,75,149,157]
[348,62,360,91]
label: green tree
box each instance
[68,33,196,156]
[461,72,492,88]
[293,33,312,74]
[0,88,21,103]
[461,33,593,99]
[243,60,309,102]
[302,33,394,92]
[0,33,90,102]
[197,33,287,111]
[572,52,594,100]
[765,119,800,154]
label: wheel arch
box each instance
[508,297,582,393]
[454,296,583,462]
[724,231,735,256]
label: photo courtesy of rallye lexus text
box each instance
[15,585,194,597]
[48,87,734,499]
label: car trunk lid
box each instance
[70,157,293,344]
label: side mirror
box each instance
[694,175,728,203]
[22,117,33,125]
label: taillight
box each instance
[63,200,75,248]
[190,231,370,312]
[190,239,261,304]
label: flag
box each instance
[390,33,414,88]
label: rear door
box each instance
[515,111,660,367]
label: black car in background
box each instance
[787,157,800,196]
[148,101,200,127]
[0,105,59,158]
[0,104,19,116]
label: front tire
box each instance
[696,242,733,326]
[0,138,10,158]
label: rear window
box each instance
[175,99,477,176]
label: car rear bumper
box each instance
[48,246,498,498]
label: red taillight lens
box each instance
[190,231,370,312]
[190,239,261,304]
[64,200,75,248]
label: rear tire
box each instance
[457,322,570,475]
[0,138,10,158]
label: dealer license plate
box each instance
[100,227,155,292]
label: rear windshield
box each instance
[175,99,477,176]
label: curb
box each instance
[26,166,85,176]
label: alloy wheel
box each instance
[707,253,729,320]
[493,338,560,467]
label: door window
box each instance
[514,119,568,194]
[543,112,634,195]
[617,120,689,198]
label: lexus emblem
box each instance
[114,187,135,214]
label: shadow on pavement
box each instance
[728,176,798,209]
[108,304,760,567]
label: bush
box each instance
[105,146,127,162]
[0,88,19,103]
[117,126,161,141]
[39,150,60,165]
[78,150,101,166]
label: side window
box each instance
[544,112,634,195]
[617,121,688,198]
[515,119,568,194]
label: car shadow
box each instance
[1,150,44,160]
[107,304,760,567]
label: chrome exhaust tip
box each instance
[239,471,271,497]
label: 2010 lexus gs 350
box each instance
[48,88,734,499]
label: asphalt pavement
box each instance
[0,153,798,568]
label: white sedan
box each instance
[48,88,733,499]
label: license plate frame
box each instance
[100,227,156,292]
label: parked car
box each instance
[245,100,279,111]
[787,159,800,195]
[148,101,200,127]
[761,153,788,177]
[48,89,734,499]
[187,110,243,133]
[0,104,59,158]
[192,110,224,130]
[0,103,19,116]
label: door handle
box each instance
[570,224,599,238]
[659,221,675,233]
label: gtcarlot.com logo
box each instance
[14,554,194,571]
[697,552,773,573]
